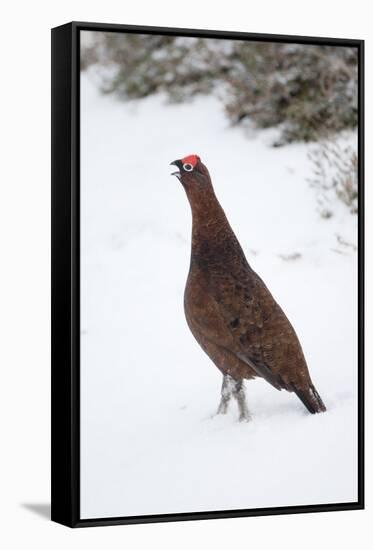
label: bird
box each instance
[170,154,326,422]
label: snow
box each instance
[80,72,358,519]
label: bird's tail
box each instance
[293,384,327,414]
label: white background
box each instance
[0,0,371,548]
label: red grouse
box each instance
[171,154,326,422]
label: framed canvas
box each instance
[51,21,364,527]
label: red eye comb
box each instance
[181,154,200,167]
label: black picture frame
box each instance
[51,21,365,528]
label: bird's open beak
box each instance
[170,160,181,178]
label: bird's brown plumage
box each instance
[172,154,326,416]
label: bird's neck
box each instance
[185,185,242,261]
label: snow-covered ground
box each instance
[80,72,358,519]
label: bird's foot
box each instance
[209,412,224,421]
[216,402,229,415]
[238,411,252,423]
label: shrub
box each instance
[307,137,358,218]
[81,32,358,144]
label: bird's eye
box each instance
[183,163,194,172]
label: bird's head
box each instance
[170,154,211,190]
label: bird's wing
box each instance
[191,268,307,391]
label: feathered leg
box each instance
[232,379,251,422]
[217,374,234,414]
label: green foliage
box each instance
[81,32,358,144]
